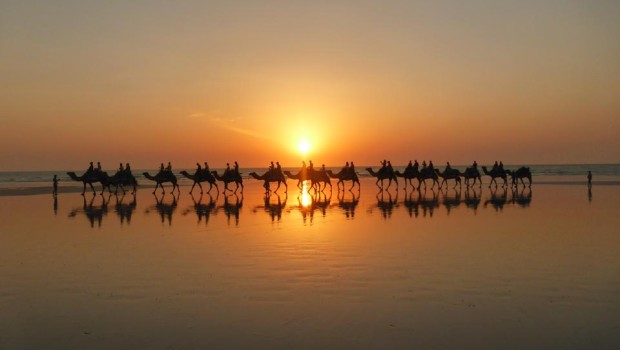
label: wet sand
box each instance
[0,179,618,349]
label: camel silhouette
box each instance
[326,169,360,191]
[396,167,439,190]
[67,170,110,195]
[143,170,180,194]
[211,170,243,193]
[106,170,138,195]
[249,170,287,193]
[180,170,218,194]
[460,167,482,187]
[506,167,532,187]
[366,167,398,189]
[481,166,508,187]
[435,168,462,188]
[284,169,332,192]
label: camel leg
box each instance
[88,182,96,195]
[81,182,86,195]
[275,181,281,192]
[190,182,196,194]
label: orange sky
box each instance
[1,1,619,170]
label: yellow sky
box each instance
[0,1,619,170]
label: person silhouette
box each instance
[587,171,592,187]
[321,164,326,172]
[381,160,387,169]
[160,163,165,172]
[52,175,59,195]
[498,161,504,171]
[492,161,498,171]
[276,161,282,174]
[308,160,314,170]
[472,161,478,169]
[428,161,434,171]
[350,162,355,173]
[387,161,394,172]
[204,162,210,173]
[118,163,124,173]
[413,160,419,169]
[166,162,172,172]
[234,161,239,174]
[125,163,132,175]
[196,162,202,175]
[87,162,94,173]
[270,161,275,170]
[422,161,427,169]
[96,162,102,173]
[224,163,231,175]
[446,162,451,171]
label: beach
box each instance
[1,177,618,349]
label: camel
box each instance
[142,170,180,194]
[326,169,360,191]
[506,167,532,187]
[284,169,331,191]
[366,167,398,189]
[394,167,418,189]
[180,170,218,194]
[413,167,440,190]
[107,170,138,195]
[435,168,462,188]
[67,170,111,195]
[211,170,243,192]
[481,166,508,187]
[249,170,287,193]
[460,167,482,187]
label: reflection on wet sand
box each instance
[145,193,178,226]
[331,189,360,219]
[183,192,219,225]
[287,185,332,225]
[65,183,537,228]
[68,194,110,228]
[253,192,287,222]
[220,193,243,226]
[368,190,399,219]
[114,193,137,225]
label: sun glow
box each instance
[298,140,311,155]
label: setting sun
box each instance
[298,140,311,155]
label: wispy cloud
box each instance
[191,112,267,140]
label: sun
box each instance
[298,140,311,155]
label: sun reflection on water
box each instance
[301,180,312,208]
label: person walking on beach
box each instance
[587,171,592,187]
[52,175,59,195]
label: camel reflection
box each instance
[418,188,440,218]
[484,187,508,211]
[331,189,360,219]
[464,187,482,214]
[253,192,287,222]
[220,193,243,226]
[146,192,178,226]
[68,194,110,228]
[114,193,137,225]
[440,188,462,215]
[368,190,399,219]
[183,192,219,225]
[510,187,532,208]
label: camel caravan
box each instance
[67,159,531,195]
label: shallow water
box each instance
[1,179,618,349]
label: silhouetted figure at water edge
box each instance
[587,171,592,187]
[53,175,59,195]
